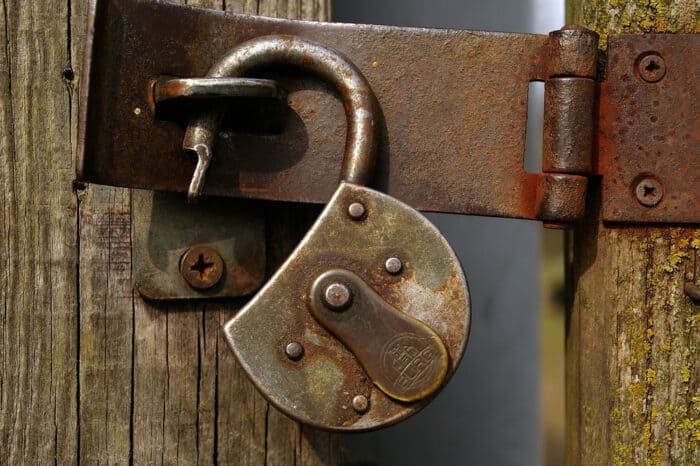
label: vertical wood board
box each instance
[1,0,341,464]
[564,2,698,457]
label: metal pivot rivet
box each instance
[385,257,403,275]
[348,202,366,220]
[180,245,225,290]
[638,53,666,83]
[634,178,664,207]
[352,394,369,413]
[285,341,305,360]
[323,283,352,310]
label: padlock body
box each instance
[224,182,471,431]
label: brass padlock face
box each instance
[224,182,471,431]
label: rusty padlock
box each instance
[184,35,471,431]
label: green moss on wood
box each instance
[607,230,700,463]
[570,0,699,50]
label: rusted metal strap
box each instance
[76,0,597,225]
[76,0,698,225]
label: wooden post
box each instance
[565,1,698,464]
[0,0,341,464]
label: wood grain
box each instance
[566,1,699,461]
[0,1,78,463]
[567,218,699,464]
[1,0,339,463]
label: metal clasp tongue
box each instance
[151,76,285,203]
[180,34,379,203]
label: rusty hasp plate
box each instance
[224,182,471,431]
[77,0,595,223]
[598,34,699,224]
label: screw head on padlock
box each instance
[185,35,471,431]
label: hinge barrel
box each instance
[543,78,595,174]
[546,27,597,78]
[537,27,598,226]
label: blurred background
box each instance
[333,1,567,465]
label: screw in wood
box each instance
[180,245,224,290]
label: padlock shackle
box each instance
[183,35,380,202]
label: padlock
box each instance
[184,35,471,431]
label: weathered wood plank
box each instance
[78,186,133,463]
[73,0,338,465]
[567,220,700,464]
[565,2,698,459]
[0,0,79,463]
[73,0,135,459]
[2,0,338,463]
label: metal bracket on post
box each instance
[131,191,266,300]
[129,75,282,300]
[598,34,699,224]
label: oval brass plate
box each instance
[224,182,471,431]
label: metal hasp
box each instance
[76,0,597,226]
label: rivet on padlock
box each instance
[184,35,471,431]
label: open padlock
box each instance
[184,35,471,431]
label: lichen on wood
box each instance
[568,223,699,465]
[568,0,699,49]
[566,2,699,462]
